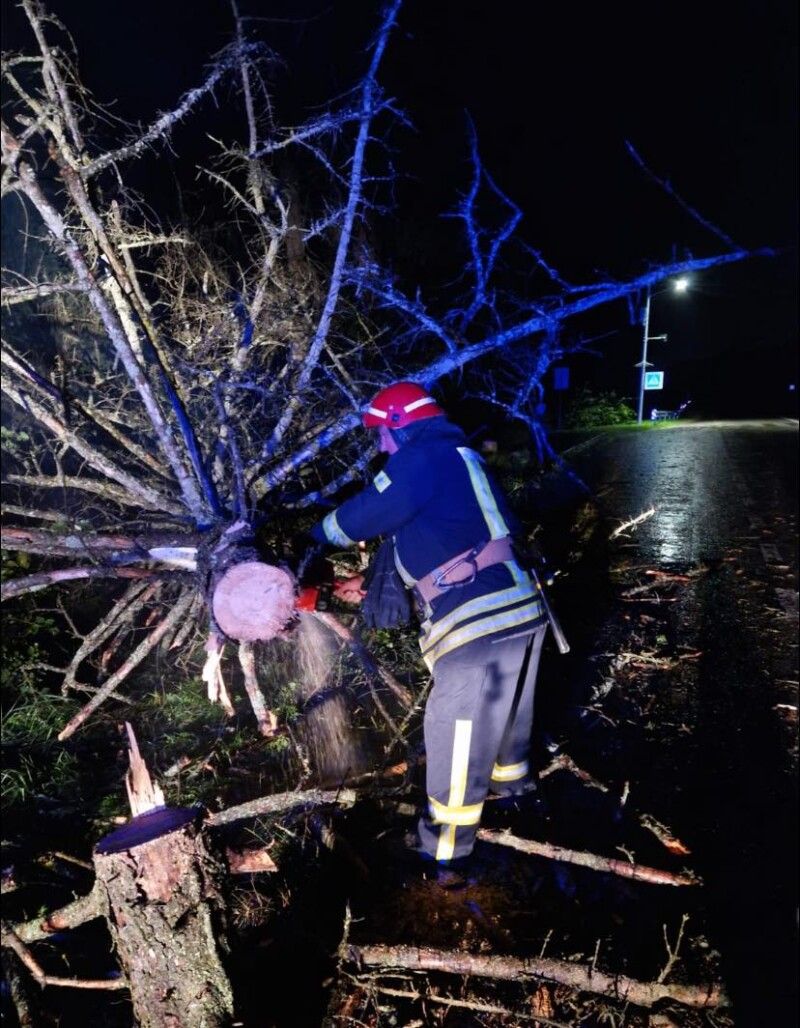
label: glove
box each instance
[361,539,411,629]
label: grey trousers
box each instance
[417,625,546,862]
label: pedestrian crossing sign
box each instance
[644,371,664,390]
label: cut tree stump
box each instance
[92,725,235,1028]
[3,726,238,1026]
[93,818,234,1028]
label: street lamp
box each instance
[636,278,690,423]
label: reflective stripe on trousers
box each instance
[418,626,546,862]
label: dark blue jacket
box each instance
[312,417,544,668]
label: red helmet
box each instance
[362,381,444,429]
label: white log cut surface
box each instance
[211,561,296,642]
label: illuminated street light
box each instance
[636,279,689,424]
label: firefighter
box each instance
[310,381,547,866]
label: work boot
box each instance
[429,855,473,890]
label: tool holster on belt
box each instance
[413,536,514,605]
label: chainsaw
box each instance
[295,580,335,612]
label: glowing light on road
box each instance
[673,277,690,293]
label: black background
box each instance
[2,0,797,417]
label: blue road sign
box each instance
[553,366,570,391]
[644,371,664,391]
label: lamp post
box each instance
[636,277,689,424]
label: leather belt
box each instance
[413,536,514,604]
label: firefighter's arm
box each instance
[310,458,430,549]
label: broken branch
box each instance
[351,944,728,1009]
[476,829,700,887]
[205,787,357,829]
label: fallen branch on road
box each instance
[609,508,655,540]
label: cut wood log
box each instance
[212,560,295,642]
[90,735,235,1028]
[92,805,234,1027]
[476,829,700,887]
[351,944,729,1010]
[5,733,236,1025]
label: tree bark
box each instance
[93,822,234,1028]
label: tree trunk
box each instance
[93,819,234,1028]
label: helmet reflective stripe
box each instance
[403,395,437,413]
[362,381,444,428]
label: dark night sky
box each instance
[2,0,797,415]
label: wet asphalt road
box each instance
[563,419,799,1027]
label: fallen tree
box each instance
[1,0,764,756]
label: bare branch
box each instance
[81,50,255,179]
[1,373,181,509]
[5,156,211,522]
[1,565,167,602]
[353,945,729,1010]
[259,0,402,459]
[1,281,85,306]
[57,588,196,739]
[11,881,106,944]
